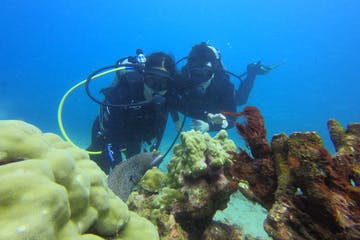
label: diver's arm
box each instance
[235,71,256,106]
[236,61,271,106]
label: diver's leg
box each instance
[87,117,104,151]
[92,152,112,174]
[87,117,112,174]
[124,141,141,159]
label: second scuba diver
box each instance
[173,42,271,132]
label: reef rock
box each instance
[202,221,244,240]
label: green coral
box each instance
[213,129,237,153]
[167,130,235,186]
[139,167,168,193]
[153,187,184,211]
[126,190,187,239]
[168,130,208,180]
[0,120,158,240]
[138,168,184,211]
[127,130,237,239]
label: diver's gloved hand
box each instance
[207,113,228,129]
[247,61,270,76]
[190,119,210,133]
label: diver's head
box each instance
[184,42,222,89]
[136,48,144,55]
[143,52,176,100]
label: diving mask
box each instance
[189,67,214,82]
[188,62,215,83]
[144,73,168,92]
[144,68,172,92]
[143,69,171,100]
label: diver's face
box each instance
[187,62,214,94]
[188,61,214,83]
[143,66,172,100]
[189,67,214,82]
[144,73,168,92]
[144,83,167,99]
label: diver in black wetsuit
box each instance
[87,51,176,173]
[173,42,270,132]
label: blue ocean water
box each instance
[1,0,359,152]
[1,0,359,237]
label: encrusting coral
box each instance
[229,106,360,240]
[0,120,159,240]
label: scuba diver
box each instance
[173,42,272,132]
[87,51,177,174]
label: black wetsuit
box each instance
[173,70,236,132]
[173,68,257,132]
[88,70,168,173]
[235,70,257,106]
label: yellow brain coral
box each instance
[0,120,158,240]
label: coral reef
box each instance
[0,120,159,240]
[10,105,356,240]
[230,106,360,240]
[127,130,245,239]
[202,221,243,240]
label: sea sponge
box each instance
[0,120,158,240]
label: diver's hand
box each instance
[207,113,229,129]
[190,119,209,133]
[247,61,269,76]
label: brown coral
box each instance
[229,107,360,240]
[234,106,272,159]
[227,106,277,209]
[265,129,360,240]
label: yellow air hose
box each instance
[57,66,128,155]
